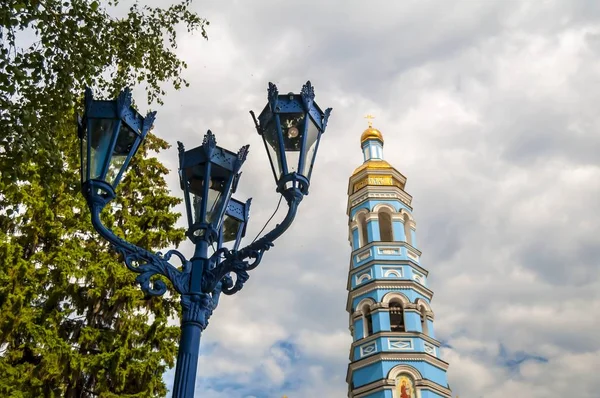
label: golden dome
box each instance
[352,159,393,176]
[360,127,384,144]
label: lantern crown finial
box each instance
[202,130,217,156]
[323,107,332,131]
[116,88,133,116]
[143,110,157,133]
[203,129,216,146]
[300,80,315,109]
[236,144,250,166]
[268,82,279,110]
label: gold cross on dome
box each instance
[364,114,375,128]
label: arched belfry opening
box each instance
[420,306,429,336]
[389,301,405,332]
[403,213,412,246]
[361,302,374,337]
[378,209,393,242]
[358,212,369,247]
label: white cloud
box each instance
[295,329,351,361]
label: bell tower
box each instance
[346,121,452,398]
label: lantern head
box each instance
[178,131,249,243]
[78,88,155,201]
[251,81,332,197]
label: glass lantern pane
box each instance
[262,120,283,179]
[210,179,234,232]
[191,194,206,236]
[301,118,320,178]
[106,124,137,186]
[187,172,204,196]
[89,118,116,180]
[190,177,226,225]
[192,194,201,224]
[205,180,224,223]
[222,215,241,243]
[280,113,305,173]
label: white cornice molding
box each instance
[348,257,429,278]
[350,241,422,258]
[365,213,380,222]
[346,259,430,293]
[346,352,450,388]
[351,379,452,398]
[372,202,397,213]
[348,352,449,373]
[346,280,434,313]
[350,331,442,349]
[347,186,414,216]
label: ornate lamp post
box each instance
[78,82,331,397]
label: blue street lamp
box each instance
[78,82,331,397]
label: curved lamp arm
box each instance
[85,181,191,297]
[201,187,302,295]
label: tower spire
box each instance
[359,116,384,162]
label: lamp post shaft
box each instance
[172,240,211,398]
[172,296,212,396]
[172,315,203,398]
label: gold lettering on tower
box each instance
[353,175,403,192]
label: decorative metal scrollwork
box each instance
[88,174,301,334]
[116,246,191,297]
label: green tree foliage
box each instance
[0,1,208,396]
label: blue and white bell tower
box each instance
[346,121,452,398]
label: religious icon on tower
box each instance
[395,375,416,398]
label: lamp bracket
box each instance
[300,80,315,110]
[84,180,230,314]
[201,187,303,295]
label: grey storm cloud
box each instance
[124,0,600,397]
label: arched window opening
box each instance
[361,303,374,337]
[420,307,429,336]
[378,210,393,242]
[358,213,369,247]
[403,214,412,246]
[389,302,405,332]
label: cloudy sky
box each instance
[129,1,600,396]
